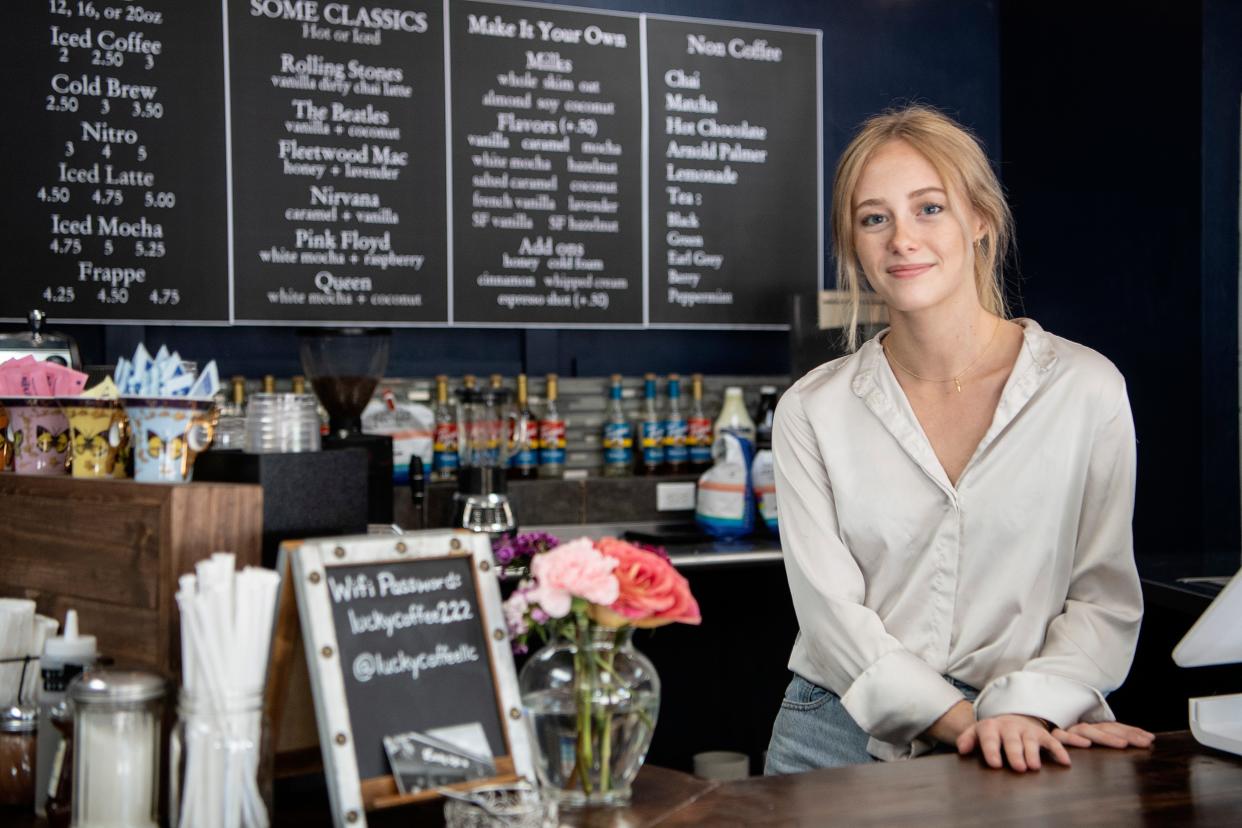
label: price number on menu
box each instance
[96,287,128,304]
[572,291,610,310]
[41,286,76,303]
[92,49,124,68]
[37,187,71,204]
[148,289,179,306]
[46,95,79,113]
[560,117,598,137]
[49,238,82,255]
[144,191,175,208]
[134,240,165,258]
[131,102,163,119]
[92,188,123,206]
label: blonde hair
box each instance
[832,105,1013,350]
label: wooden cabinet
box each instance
[0,475,262,674]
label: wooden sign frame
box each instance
[267,530,532,827]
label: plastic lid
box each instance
[69,669,166,705]
[1,705,37,733]
[42,610,97,661]
[724,386,744,395]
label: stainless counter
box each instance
[523,521,784,570]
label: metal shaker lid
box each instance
[69,669,166,705]
[0,704,37,733]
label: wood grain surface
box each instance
[0,474,262,675]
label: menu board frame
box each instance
[284,531,532,825]
[0,0,821,330]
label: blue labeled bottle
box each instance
[636,373,665,475]
[601,374,633,476]
[663,373,688,474]
[431,375,459,481]
[538,373,566,478]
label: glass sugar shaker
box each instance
[69,669,166,828]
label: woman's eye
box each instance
[860,214,886,227]
[920,203,944,216]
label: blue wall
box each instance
[1000,0,1242,565]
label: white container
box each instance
[35,610,96,819]
[70,669,166,828]
[713,387,756,448]
[693,750,750,781]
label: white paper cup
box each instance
[693,750,750,781]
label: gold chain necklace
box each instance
[883,319,1002,393]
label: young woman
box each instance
[765,105,1153,774]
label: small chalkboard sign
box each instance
[273,531,531,826]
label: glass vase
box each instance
[519,625,660,807]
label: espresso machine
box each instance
[0,310,80,367]
[451,383,517,539]
[299,329,393,524]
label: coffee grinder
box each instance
[299,329,393,524]
[451,382,517,539]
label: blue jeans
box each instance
[764,673,979,773]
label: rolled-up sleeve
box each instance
[774,385,964,753]
[973,382,1143,727]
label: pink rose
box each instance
[527,538,619,619]
[590,539,701,628]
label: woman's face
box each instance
[851,140,983,316]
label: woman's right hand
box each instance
[1052,722,1155,750]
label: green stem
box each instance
[573,619,594,795]
[599,643,617,794]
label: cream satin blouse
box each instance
[773,319,1142,761]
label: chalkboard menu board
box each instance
[450,2,644,325]
[227,0,448,323]
[645,17,821,326]
[0,1,820,329]
[0,2,229,322]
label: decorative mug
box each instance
[1,397,71,475]
[0,401,10,471]
[59,397,128,478]
[121,396,216,483]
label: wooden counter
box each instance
[659,731,1242,827]
[4,731,1237,826]
[0,474,262,674]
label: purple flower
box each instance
[492,531,562,566]
[494,540,517,565]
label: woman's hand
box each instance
[956,714,1072,772]
[1052,721,1155,750]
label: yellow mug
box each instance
[59,397,127,478]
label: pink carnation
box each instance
[502,588,531,638]
[527,538,619,618]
